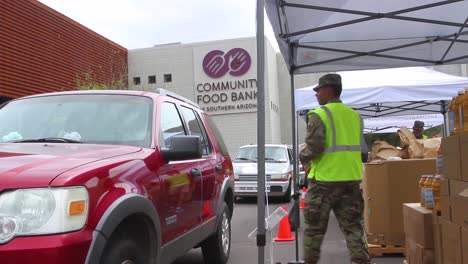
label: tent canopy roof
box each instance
[266,0,468,74]
[363,113,444,133]
[295,66,468,117]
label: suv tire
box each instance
[101,235,146,264]
[202,202,231,264]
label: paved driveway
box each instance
[173,197,404,264]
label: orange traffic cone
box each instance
[300,187,307,209]
[274,206,295,242]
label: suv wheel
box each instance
[101,234,146,264]
[202,202,231,264]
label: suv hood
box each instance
[0,143,142,189]
[233,162,291,175]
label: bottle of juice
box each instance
[455,91,465,134]
[448,96,456,135]
[433,175,442,213]
[424,175,435,209]
[463,89,468,133]
[436,146,443,176]
[419,175,428,207]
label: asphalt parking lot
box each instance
[173,197,404,264]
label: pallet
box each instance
[368,243,406,257]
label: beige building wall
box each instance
[128,37,282,157]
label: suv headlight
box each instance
[270,172,291,180]
[0,186,88,244]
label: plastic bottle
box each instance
[463,89,468,133]
[419,175,428,207]
[432,175,442,213]
[424,175,435,209]
[436,146,443,176]
[448,96,456,135]
[455,91,465,134]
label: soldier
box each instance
[300,73,370,264]
[412,120,428,139]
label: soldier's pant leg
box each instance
[303,183,332,264]
[333,183,370,264]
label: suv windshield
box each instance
[0,94,153,148]
[235,146,288,163]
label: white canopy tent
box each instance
[295,66,468,114]
[254,1,468,263]
[265,0,468,73]
[363,114,444,133]
[294,66,468,133]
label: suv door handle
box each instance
[215,164,223,172]
[191,168,201,177]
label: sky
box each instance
[38,0,279,51]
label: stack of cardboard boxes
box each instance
[364,159,436,247]
[438,134,468,264]
[403,203,435,264]
[403,134,468,264]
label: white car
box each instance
[233,144,293,202]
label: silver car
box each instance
[233,144,293,202]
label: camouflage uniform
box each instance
[300,104,370,264]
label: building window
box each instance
[148,75,156,84]
[164,74,172,83]
[133,77,141,85]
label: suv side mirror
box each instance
[161,135,202,162]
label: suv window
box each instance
[0,94,152,147]
[205,115,229,157]
[235,146,288,163]
[180,106,211,156]
[159,102,185,148]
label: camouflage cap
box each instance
[313,73,342,92]
[413,120,425,129]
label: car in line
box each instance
[0,89,234,264]
[233,144,294,202]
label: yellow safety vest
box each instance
[308,102,363,182]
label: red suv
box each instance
[0,89,235,264]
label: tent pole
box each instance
[256,0,266,263]
[441,100,448,137]
[289,73,301,262]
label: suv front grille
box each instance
[238,174,272,181]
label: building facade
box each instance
[128,38,283,156]
[0,0,128,104]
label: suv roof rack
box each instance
[155,88,199,108]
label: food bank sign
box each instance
[194,45,257,115]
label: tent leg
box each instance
[441,100,448,138]
[256,0,266,264]
[290,72,301,262]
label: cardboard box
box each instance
[403,203,434,249]
[451,180,468,229]
[462,228,468,264]
[441,218,463,264]
[443,135,462,180]
[441,195,451,221]
[460,134,468,182]
[452,196,468,229]
[441,178,450,196]
[364,159,436,246]
[433,216,443,264]
[450,180,468,196]
[406,238,435,264]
